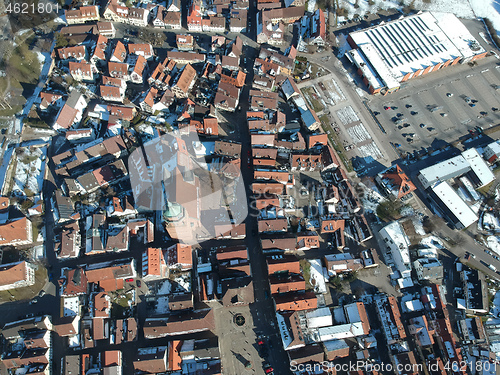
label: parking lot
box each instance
[367,57,500,155]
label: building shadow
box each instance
[352,155,387,177]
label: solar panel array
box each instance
[363,16,448,69]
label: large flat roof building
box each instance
[347,12,487,94]
[418,155,470,189]
[462,148,495,188]
[429,181,478,229]
[379,221,411,279]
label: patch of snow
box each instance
[336,33,350,58]
[482,212,500,233]
[487,236,500,256]
[16,29,31,36]
[358,182,384,213]
[490,291,500,317]
[156,280,171,295]
[0,147,13,194]
[10,146,46,197]
[35,51,45,64]
[173,273,191,293]
[63,296,80,317]
[307,0,316,13]
[68,335,80,348]
[421,235,445,250]
[411,216,426,236]
[54,15,66,23]
[154,296,169,315]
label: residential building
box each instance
[55,221,81,259]
[133,346,168,373]
[143,310,215,338]
[0,261,36,291]
[176,35,194,51]
[57,45,86,60]
[97,21,116,37]
[166,51,205,64]
[202,16,226,33]
[127,43,153,59]
[54,91,88,131]
[413,258,443,281]
[484,140,500,163]
[101,85,125,103]
[274,291,317,311]
[376,164,416,199]
[65,5,100,24]
[267,255,301,275]
[172,64,197,98]
[460,267,488,314]
[69,61,94,81]
[374,294,406,344]
[0,216,32,246]
[164,11,182,29]
[379,221,411,280]
[324,253,363,275]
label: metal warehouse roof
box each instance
[349,12,485,85]
[431,181,478,229]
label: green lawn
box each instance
[301,87,324,113]
[300,259,313,291]
[320,120,353,172]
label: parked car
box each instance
[264,363,274,374]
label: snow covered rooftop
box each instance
[379,221,410,264]
[486,140,500,156]
[318,322,365,341]
[323,339,349,352]
[462,148,495,188]
[418,154,470,189]
[349,12,485,86]
[347,48,386,90]
[306,307,333,328]
[397,276,414,289]
[431,181,478,228]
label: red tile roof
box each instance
[274,291,317,311]
[0,217,30,246]
[55,104,78,130]
[112,41,127,62]
[267,255,300,275]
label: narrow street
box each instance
[221,39,292,374]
